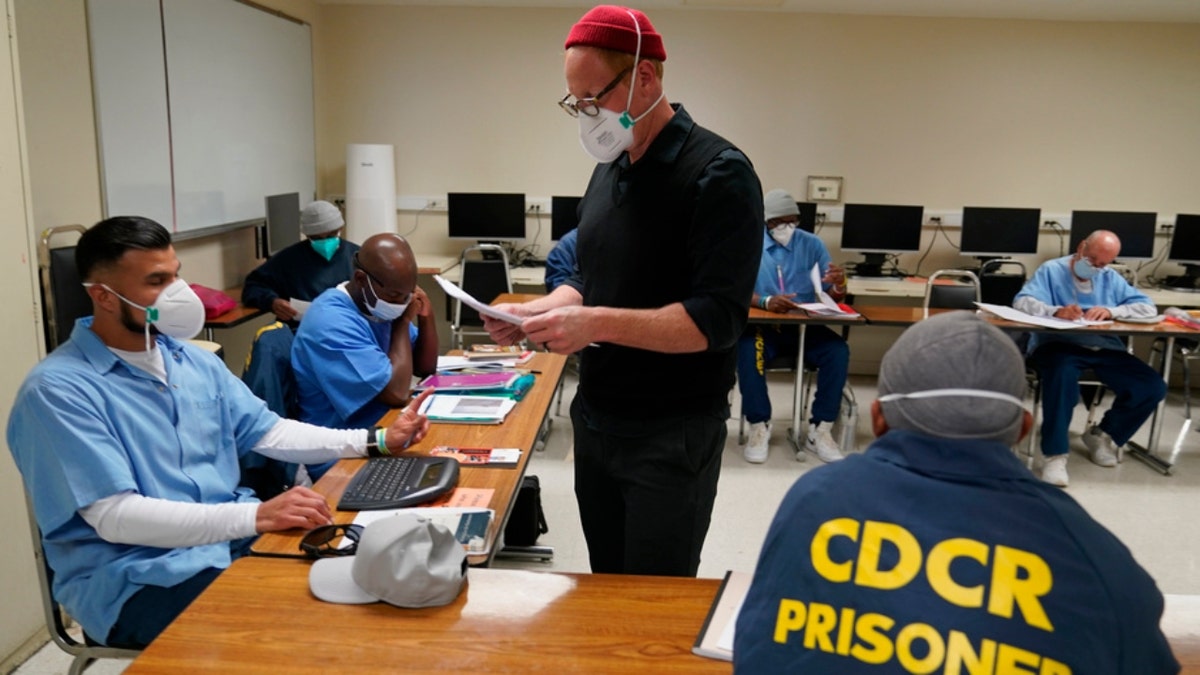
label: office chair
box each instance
[922,269,981,318]
[37,225,89,352]
[24,493,140,674]
[451,244,512,350]
[978,259,1027,307]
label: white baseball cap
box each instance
[309,513,468,608]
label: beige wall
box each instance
[314,6,1200,273]
[3,1,1199,664]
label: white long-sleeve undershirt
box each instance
[79,420,370,548]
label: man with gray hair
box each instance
[735,311,1177,673]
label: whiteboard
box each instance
[89,0,315,233]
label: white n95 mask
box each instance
[877,388,1025,408]
[85,278,206,350]
[576,9,665,164]
[770,224,796,248]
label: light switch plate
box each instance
[807,176,843,203]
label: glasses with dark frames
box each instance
[353,253,414,305]
[558,67,631,118]
[299,523,363,559]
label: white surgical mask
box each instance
[770,224,796,247]
[577,10,665,164]
[361,276,410,322]
[878,388,1025,408]
[85,278,206,351]
[1072,257,1099,280]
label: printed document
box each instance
[975,302,1112,329]
[796,264,859,317]
[434,275,523,325]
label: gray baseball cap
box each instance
[309,513,468,608]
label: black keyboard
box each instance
[337,456,460,511]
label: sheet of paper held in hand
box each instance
[796,264,860,317]
[975,302,1113,329]
[433,274,523,325]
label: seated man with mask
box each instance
[8,216,431,649]
[1014,228,1164,488]
[734,311,1177,673]
[242,200,360,326]
[292,232,438,478]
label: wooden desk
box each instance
[856,305,1200,474]
[747,306,866,451]
[202,287,266,341]
[123,557,728,674]
[249,352,567,566]
[415,253,460,276]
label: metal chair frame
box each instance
[922,269,981,318]
[24,493,140,674]
[450,244,512,351]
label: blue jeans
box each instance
[1030,342,1166,457]
[736,324,849,425]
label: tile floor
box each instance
[15,369,1199,674]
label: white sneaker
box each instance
[805,423,844,463]
[744,422,770,463]
[1081,425,1119,467]
[1042,454,1069,487]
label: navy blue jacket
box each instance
[734,430,1178,674]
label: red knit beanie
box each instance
[564,5,666,62]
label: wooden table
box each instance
[856,305,1200,473]
[120,555,1200,673]
[123,557,728,674]
[250,351,567,566]
[202,287,266,341]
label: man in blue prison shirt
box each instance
[735,311,1177,674]
[737,189,850,465]
[1013,229,1164,488]
[292,232,438,479]
[7,217,430,648]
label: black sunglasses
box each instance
[299,523,363,559]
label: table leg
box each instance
[788,325,807,458]
[1125,336,1175,475]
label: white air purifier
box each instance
[345,143,396,243]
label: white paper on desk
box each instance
[975,302,1112,329]
[287,298,312,319]
[418,393,516,422]
[433,274,523,326]
[346,507,496,555]
[796,264,859,317]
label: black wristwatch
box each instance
[365,428,385,457]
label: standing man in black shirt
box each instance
[484,4,761,577]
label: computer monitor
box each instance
[795,201,818,234]
[447,192,527,242]
[1068,210,1157,260]
[840,203,924,277]
[551,196,582,242]
[959,206,1042,261]
[1163,213,1200,291]
[264,192,301,257]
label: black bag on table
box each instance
[504,475,549,546]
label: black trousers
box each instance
[570,395,727,577]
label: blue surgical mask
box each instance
[1073,257,1099,280]
[310,237,341,261]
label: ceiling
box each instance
[317,0,1200,24]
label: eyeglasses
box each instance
[558,68,631,118]
[299,524,363,559]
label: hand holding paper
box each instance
[433,275,523,326]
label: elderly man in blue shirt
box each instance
[8,216,430,649]
[736,189,850,464]
[1014,229,1165,487]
